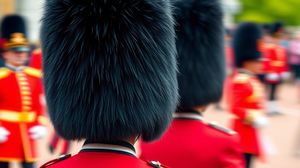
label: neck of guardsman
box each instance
[5,63,25,72]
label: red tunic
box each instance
[262,44,289,83]
[41,143,164,168]
[29,49,42,70]
[0,67,46,162]
[140,113,244,168]
[225,70,266,157]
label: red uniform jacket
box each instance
[140,113,244,168]
[226,70,265,157]
[262,43,289,83]
[0,66,46,162]
[29,49,42,70]
[41,142,164,168]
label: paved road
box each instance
[10,83,300,168]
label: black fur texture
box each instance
[41,0,178,142]
[233,22,263,68]
[174,0,225,109]
[1,15,27,39]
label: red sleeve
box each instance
[219,135,245,168]
[29,50,43,70]
[230,81,252,120]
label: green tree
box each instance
[235,0,300,25]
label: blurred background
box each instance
[0,0,300,168]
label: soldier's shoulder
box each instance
[40,154,71,168]
[0,67,11,79]
[23,67,42,78]
[233,73,250,84]
[145,160,168,168]
[206,121,237,136]
[32,48,42,55]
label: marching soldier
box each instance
[226,22,268,168]
[262,22,289,115]
[140,0,244,168]
[40,0,177,167]
[0,15,47,168]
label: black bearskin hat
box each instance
[233,22,263,68]
[0,15,29,52]
[41,0,178,142]
[1,15,27,39]
[175,0,225,110]
[270,21,284,37]
[261,23,272,35]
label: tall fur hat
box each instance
[1,15,27,39]
[174,0,225,110]
[41,0,178,142]
[270,21,284,37]
[233,22,263,68]
[0,15,29,52]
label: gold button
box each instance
[22,101,32,105]
[21,91,31,96]
[22,96,32,101]
[20,86,30,91]
[16,72,25,77]
[23,106,32,111]
[19,82,29,86]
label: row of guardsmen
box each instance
[0,0,274,168]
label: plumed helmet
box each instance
[174,0,225,110]
[41,0,178,142]
[233,22,263,68]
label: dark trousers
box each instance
[0,162,34,168]
[244,153,254,168]
[268,83,278,101]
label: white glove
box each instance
[0,127,10,143]
[266,73,280,81]
[253,116,268,128]
[280,72,291,80]
[29,125,47,140]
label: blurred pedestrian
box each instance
[40,0,177,167]
[0,15,47,168]
[140,1,244,168]
[226,22,268,168]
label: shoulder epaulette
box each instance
[148,160,168,168]
[24,67,43,78]
[233,74,250,84]
[40,154,71,168]
[0,68,11,79]
[208,121,237,136]
[32,48,42,54]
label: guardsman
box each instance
[0,15,47,168]
[226,22,268,168]
[48,132,71,155]
[40,0,177,167]
[262,22,289,115]
[140,1,244,168]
